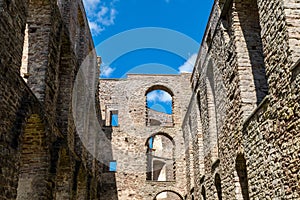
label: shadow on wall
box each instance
[99,126,119,200]
[236,0,268,104]
[236,154,250,200]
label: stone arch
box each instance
[16,114,52,199]
[145,132,175,146]
[145,85,174,126]
[146,132,175,181]
[235,154,250,200]
[145,85,175,97]
[206,59,219,162]
[154,190,184,200]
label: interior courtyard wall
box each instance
[99,74,192,200]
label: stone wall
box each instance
[1,0,300,199]
[0,0,102,199]
[147,109,173,126]
[99,74,192,199]
[183,0,300,199]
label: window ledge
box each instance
[242,95,270,131]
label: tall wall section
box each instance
[99,74,192,200]
[0,0,102,199]
[183,0,300,199]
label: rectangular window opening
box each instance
[111,110,119,126]
[109,160,117,172]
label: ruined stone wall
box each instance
[242,0,300,198]
[183,0,300,199]
[147,109,173,126]
[99,74,192,200]
[182,93,204,199]
[0,0,102,199]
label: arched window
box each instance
[146,133,175,181]
[190,188,195,200]
[215,173,222,200]
[145,86,174,126]
[206,59,219,161]
[235,154,250,200]
[154,190,183,200]
[201,186,207,200]
[235,0,268,107]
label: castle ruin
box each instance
[0,0,299,199]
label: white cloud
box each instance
[147,90,172,103]
[88,21,104,35]
[83,0,101,12]
[178,53,198,73]
[83,0,118,36]
[101,65,115,77]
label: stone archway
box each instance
[154,190,184,200]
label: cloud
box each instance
[88,21,104,35]
[178,53,197,73]
[83,0,118,36]
[101,65,115,77]
[147,90,172,103]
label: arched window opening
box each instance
[235,0,268,106]
[214,173,222,200]
[201,186,207,200]
[145,86,174,127]
[146,133,175,181]
[235,154,250,200]
[154,190,183,200]
[190,188,195,200]
[206,60,219,161]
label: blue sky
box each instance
[82,0,214,113]
[83,0,214,78]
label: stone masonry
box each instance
[1,0,300,199]
[0,0,102,199]
[98,74,192,200]
[183,0,300,199]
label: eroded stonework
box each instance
[183,0,300,199]
[1,0,300,199]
